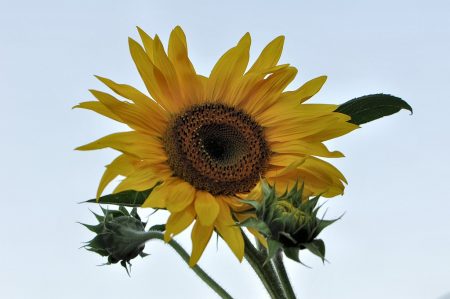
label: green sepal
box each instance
[279,231,297,244]
[265,239,283,264]
[269,218,286,237]
[283,247,300,262]
[261,179,274,197]
[130,208,141,220]
[91,211,105,223]
[303,195,321,214]
[336,94,412,125]
[284,247,311,268]
[314,214,343,236]
[238,217,271,236]
[79,222,103,234]
[149,224,166,232]
[118,205,130,216]
[120,260,131,276]
[85,246,109,257]
[139,252,150,258]
[84,188,154,207]
[302,239,326,262]
[87,234,108,249]
[100,206,127,218]
[238,199,261,210]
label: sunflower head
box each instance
[76,26,357,265]
[240,180,340,264]
[81,207,148,273]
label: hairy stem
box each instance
[243,233,287,299]
[273,251,297,299]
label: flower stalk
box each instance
[273,251,297,299]
[243,233,288,299]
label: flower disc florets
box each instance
[164,103,271,196]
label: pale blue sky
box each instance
[1,0,449,298]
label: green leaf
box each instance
[302,239,326,262]
[84,188,154,207]
[336,94,412,125]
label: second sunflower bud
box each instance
[239,180,340,264]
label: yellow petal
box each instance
[272,157,348,198]
[304,117,359,142]
[257,103,337,127]
[232,64,290,108]
[241,66,297,116]
[152,35,184,108]
[265,115,343,143]
[95,75,168,124]
[97,154,140,198]
[73,101,122,123]
[88,90,164,135]
[303,156,347,183]
[136,26,154,60]
[194,191,220,226]
[141,179,174,208]
[164,204,196,242]
[271,140,344,158]
[220,195,248,212]
[128,38,175,112]
[168,26,204,105]
[214,199,244,261]
[166,181,196,213]
[248,228,268,248]
[113,166,163,193]
[241,183,263,202]
[76,131,166,160]
[269,154,306,167]
[207,33,251,103]
[248,35,284,73]
[189,221,214,266]
[278,75,328,104]
[269,156,307,177]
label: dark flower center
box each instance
[164,103,270,195]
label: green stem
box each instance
[141,231,234,299]
[273,251,297,299]
[243,233,287,299]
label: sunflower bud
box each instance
[81,206,149,273]
[239,180,340,264]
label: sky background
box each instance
[1,0,449,298]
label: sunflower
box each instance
[76,26,357,266]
